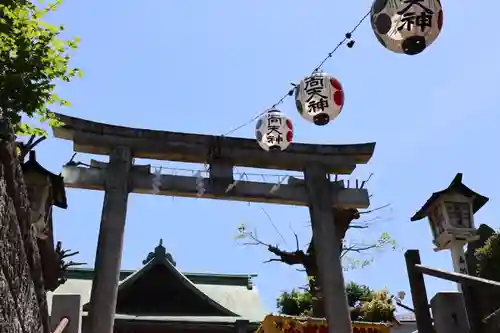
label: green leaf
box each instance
[475,228,500,279]
[0,0,80,133]
[237,223,246,233]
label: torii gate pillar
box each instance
[305,164,352,333]
[88,146,132,333]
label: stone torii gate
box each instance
[52,113,376,333]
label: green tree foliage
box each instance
[473,228,500,332]
[276,289,314,317]
[475,230,500,280]
[345,281,373,307]
[360,289,396,323]
[0,0,81,136]
[276,282,396,323]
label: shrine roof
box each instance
[411,173,489,221]
[46,240,266,321]
[64,267,257,287]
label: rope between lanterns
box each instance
[222,10,370,137]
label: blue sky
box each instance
[35,0,500,314]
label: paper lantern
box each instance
[255,109,293,151]
[295,72,344,126]
[371,0,443,55]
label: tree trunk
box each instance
[0,126,49,333]
[310,288,326,318]
[305,273,324,319]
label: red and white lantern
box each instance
[295,72,344,126]
[370,0,443,55]
[255,109,293,152]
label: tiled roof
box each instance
[112,255,240,317]
[47,243,267,321]
[47,274,267,321]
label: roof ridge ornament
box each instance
[142,239,177,266]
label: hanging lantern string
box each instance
[312,10,370,73]
[222,90,291,137]
[222,9,371,137]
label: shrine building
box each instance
[47,240,266,333]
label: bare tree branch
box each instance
[16,135,47,162]
[26,134,36,148]
[61,261,85,270]
[54,241,86,288]
[263,258,284,263]
[355,216,382,225]
[237,205,394,277]
[349,224,371,230]
[241,231,273,247]
[341,244,378,258]
[30,136,47,149]
[359,173,373,189]
[260,207,287,245]
[294,232,300,251]
[359,203,391,215]
[61,251,79,259]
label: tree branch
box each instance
[30,136,46,150]
[241,230,273,247]
[294,231,300,251]
[260,207,287,244]
[263,258,284,263]
[16,134,47,162]
[348,224,369,229]
[237,225,309,266]
[54,241,86,288]
[359,203,391,215]
[359,173,373,189]
[342,244,378,258]
[237,204,395,273]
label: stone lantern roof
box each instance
[410,173,489,222]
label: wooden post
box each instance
[88,146,132,333]
[304,164,352,333]
[405,250,435,333]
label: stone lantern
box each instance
[21,150,67,239]
[410,173,488,251]
[411,173,488,289]
[22,150,68,291]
